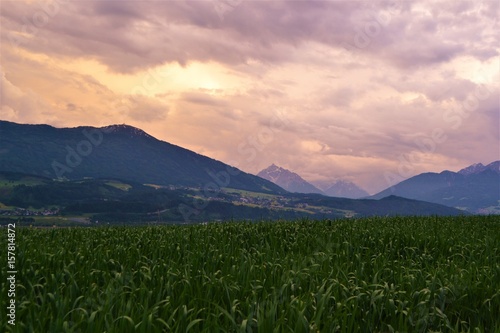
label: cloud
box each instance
[179,92,227,107]
[0,48,170,127]
[0,0,498,193]
[0,69,51,123]
[121,95,169,122]
[4,1,496,74]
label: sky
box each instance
[0,0,499,194]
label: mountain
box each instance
[0,121,286,194]
[0,121,479,220]
[257,164,324,194]
[458,161,499,175]
[371,161,500,214]
[314,180,369,199]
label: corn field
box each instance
[1,216,499,332]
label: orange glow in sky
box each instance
[1,0,498,193]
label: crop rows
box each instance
[1,216,499,332]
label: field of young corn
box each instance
[1,216,499,332]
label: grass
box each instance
[0,202,15,210]
[223,188,279,199]
[144,184,165,189]
[0,180,46,188]
[105,181,133,191]
[0,176,48,188]
[2,216,90,227]
[1,216,499,332]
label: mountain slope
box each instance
[0,171,467,224]
[0,121,286,194]
[293,193,467,217]
[371,161,500,213]
[257,164,323,194]
[458,161,499,175]
[315,180,369,199]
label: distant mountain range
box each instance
[371,161,500,214]
[313,180,369,199]
[257,164,368,198]
[257,164,323,194]
[0,121,285,194]
[0,121,485,221]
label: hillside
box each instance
[0,121,285,194]
[371,161,500,213]
[0,121,479,221]
[0,171,467,225]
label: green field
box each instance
[1,216,499,332]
